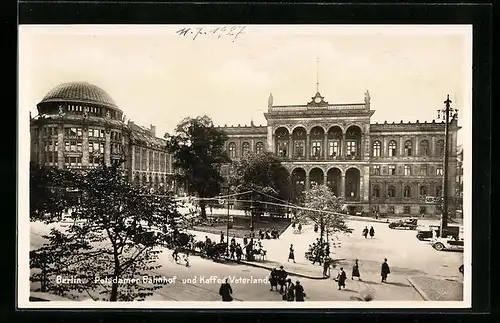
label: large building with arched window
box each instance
[29,82,178,193]
[219,90,461,216]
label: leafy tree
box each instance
[165,115,229,219]
[229,152,291,220]
[297,184,352,244]
[30,159,180,301]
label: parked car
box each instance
[431,237,464,251]
[388,218,418,230]
[416,225,460,241]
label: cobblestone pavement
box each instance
[407,276,463,301]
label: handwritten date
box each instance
[175,26,246,42]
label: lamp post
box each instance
[249,190,254,238]
[437,94,458,237]
[222,184,231,254]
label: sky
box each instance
[19,25,471,145]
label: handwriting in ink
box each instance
[175,26,246,42]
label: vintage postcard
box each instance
[18,25,472,308]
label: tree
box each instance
[297,184,352,244]
[165,115,229,219]
[30,159,180,301]
[229,152,291,220]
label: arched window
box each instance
[420,140,429,156]
[388,140,397,156]
[372,141,382,157]
[242,142,250,156]
[436,140,445,156]
[228,142,236,158]
[404,140,413,156]
[404,165,411,176]
[436,185,442,197]
[255,142,264,154]
[420,186,427,197]
[372,185,380,197]
[388,185,396,198]
[404,185,411,198]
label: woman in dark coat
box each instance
[294,280,305,301]
[219,278,233,301]
[369,226,375,238]
[284,279,295,301]
[351,259,361,280]
[381,258,391,282]
[269,268,278,291]
[288,244,296,263]
[337,267,347,290]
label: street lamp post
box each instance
[437,94,458,237]
[249,191,254,238]
[224,185,231,255]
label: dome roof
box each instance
[39,82,120,110]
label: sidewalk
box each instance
[406,276,463,301]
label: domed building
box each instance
[30,82,177,193]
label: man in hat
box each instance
[294,280,306,301]
[381,258,391,283]
[336,267,347,290]
[277,265,288,293]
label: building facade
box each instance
[29,82,176,193]
[220,91,461,216]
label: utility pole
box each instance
[437,94,458,238]
[250,190,254,238]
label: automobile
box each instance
[416,225,460,241]
[431,237,464,251]
[388,218,418,230]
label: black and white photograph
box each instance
[18,25,472,308]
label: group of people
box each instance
[333,258,392,290]
[305,238,330,265]
[362,226,375,239]
[268,266,306,301]
[258,228,280,240]
[291,222,303,233]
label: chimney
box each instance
[150,124,156,136]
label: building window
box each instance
[404,140,413,156]
[436,185,442,197]
[420,186,427,197]
[160,153,165,172]
[373,165,380,175]
[404,165,411,176]
[436,140,445,156]
[346,141,356,156]
[388,185,396,198]
[420,140,429,156]
[436,166,443,176]
[242,142,250,156]
[77,142,82,152]
[404,186,411,198]
[372,141,381,157]
[419,206,426,214]
[228,142,236,158]
[255,142,264,155]
[388,140,397,156]
[134,147,141,170]
[311,141,321,157]
[100,143,104,154]
[294,141,304,157]
[372,185,380,197]
[420,165,428,176]
[328,140,339,157]
[389,165,396,175]
[404,206,411,214]
[149,151,154,170]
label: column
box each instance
[288,137,293,158]
[362,166,370,202]
[340,174,346,198]
[323,134,328,158]
[251,139,255,154]
[305,133,310,160]
[267,126,273,153]
[383,181,388,200]
[82,127,89,167]
[104,129,111,166]
[323,173,328,186]
[342,134,347,157]
[399,136,404,156]
[383,137,388,157]
[305,173,310,191]
[431,137,436,156]
[415,137,419,156]
[57,124,64,169]
[131,145,136,171]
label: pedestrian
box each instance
[269,268,278,291]
[230,243,236,260]
[243,236,248,247]
[351,259,361,280]
[336,267,347,290]
[210,205,213,215]
[288,244,295,263]
[205,236,212,245]
[283,278,295,301]
[362,226,369,239]
[369,226,375,238]
[291,222,296,229]
[277,265,288,293]
[298,223,302,233]
[235,244,243,262]
[323,257,331,277]
[294,280,306,302]
[219,278,233,301]
[184,254,190,268]
[220,231,225,243]
[381,258,391,283]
